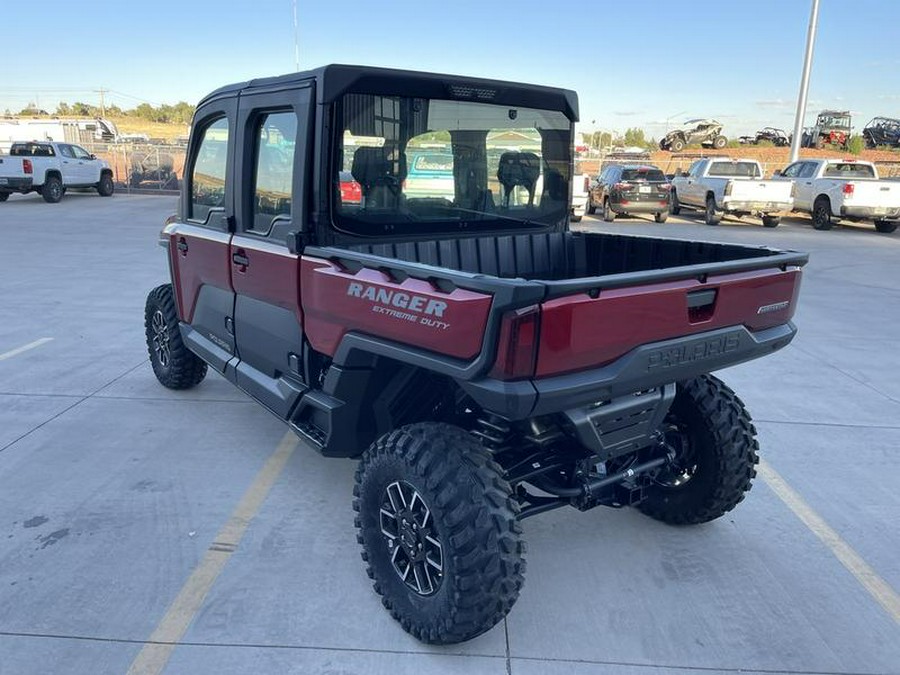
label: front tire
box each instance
[670,138,685,153]
[638,375,759,525]
[42,175,63,203]
[354,423,525,644]
[655,211,668,223]
[874,219,897,233]
[586,196,596,215]
[144,284,207,389]
[0,192,9,202]
[713,135,728,149]
[97,173,114,197]
[762,215,780,228]
[670,190,681,215]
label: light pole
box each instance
[789,0,821,163]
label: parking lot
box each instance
[1,192,899,675]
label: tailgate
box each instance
[0,156,26,180]
[846,180,900,208]
[535,266,802,377]
[728,179,792,202]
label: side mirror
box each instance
[773,169,782,176]
[680,170,690,177]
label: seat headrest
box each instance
[497,152,541,191]
[351,146,406,192]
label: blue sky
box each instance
[2,0,898,138]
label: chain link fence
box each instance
[85,141,185,192]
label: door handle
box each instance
[232,251,249,267]
[176,238,188,254]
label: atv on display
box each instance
[660,119,728,152]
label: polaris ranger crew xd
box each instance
[144,65,807,644]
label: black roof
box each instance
[197,64,578,121]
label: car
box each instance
[660,119,728,152]
[0,141,114,203]
[144,63,808,646]
[586,164,670,222]
[862,117,900,149]
[338,170,361,204]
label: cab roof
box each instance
[196,64,579,121]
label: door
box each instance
[794,162,818,210]
[229,84,313,417]
[681,160,705,206]
[55,144,82,185]
[167,99,238,373]
[69,144,100,185]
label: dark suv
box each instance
[587,164,670,222]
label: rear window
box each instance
[708,161,760,178]
[823,163,876,179]
[10,142,55,157]
[621,168,665,182]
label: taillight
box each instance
[23,159,33,174]
[583,176,590,192]
[724,180,733,196]
[614,182,632,191]
[657,183,671,192]
[843,183,855,196]
[491,306,541,380]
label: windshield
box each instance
[708,161,761,178]
[819,114,850,129]
[332,93,572,235]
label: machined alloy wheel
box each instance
[354,422,524,644]
[150,309,171,368]
[379,480,443,596]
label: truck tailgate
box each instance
[844,180,900,209]
[728,179,792,203]
[536,266,801,377]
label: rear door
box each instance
[167,98,238,373]
[229,82,313,417]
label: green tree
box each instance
[846,135,865,155]
[623,127,646,147]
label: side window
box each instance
[58,145,75,159]
[250,111,297,233]
[71,145,92,160]
[798,162,818,179]
[688,161,703,177]
[190,117,229,222]
[781,163,801,178]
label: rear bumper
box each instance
[724,200,791,214]
[571,195,588,216]
[459,322,797,419]
[840,205,900,221]
[0,176,33,192]
[610,198,669,214]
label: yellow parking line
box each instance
[758,458,900,624]
[0,337,53,361]
[126,431,298,675]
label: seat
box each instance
[351,146,406,208]
[497,152,540,207]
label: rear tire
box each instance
[354,423,525,644]
[670,138,685,153]
[874,219,897,233]
[812,197,834,230]
[603,199,615,222]
[762,215,780,228]
[705,196,721,226]
[638,375,759,525]
[655,211,668,223]
[0,192,9,202]
[670,190,681,215]
[97,173,114,197]
[713,135,728,149]
[144,284,207,389]
[41,175,63,203]
[586,196,596,215]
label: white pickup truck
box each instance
[0,141,114,203]
[774,158,899,233]
[670,157,793,227]
[571,160,589,222]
